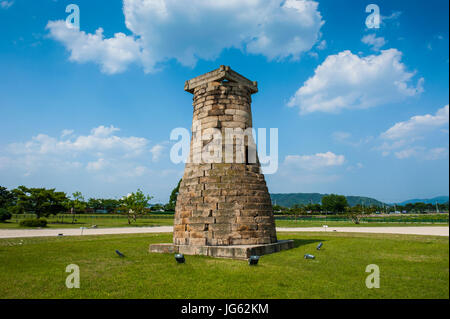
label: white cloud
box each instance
[316,40,326,50]
[90,125,122,138]
[288,49,424,115]
[46,21,144,74]
[308,52,319,59]
[6,125,150,174]
[332,131,373,147]
[0,1,14,9]
[332,131,351,142]
[377,105,449,160]
[9,125,148,157]
[61,129,74,138]
[380,11,402,27]
[47,0,324,74]
[268,152,344,190]
[284,152,345,170]
[394,147,448,160]
[381,105,449,140]
[361,34,386,51]
[86,158,107,171]
[346,162,364,171]
[394,147,422,159]
[150,143,165,162]
[0,127,183,202]
[426,147,449,160]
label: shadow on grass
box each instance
[290,238,326,249]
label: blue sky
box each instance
[0,0,448,203]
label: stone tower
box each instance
[173,65,278,247]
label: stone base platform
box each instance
[149,240,294,260]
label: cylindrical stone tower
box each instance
[174,66,277,247]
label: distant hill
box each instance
[397,196,449,205]
[270,193,386,208]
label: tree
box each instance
[304,203,321,214]
[151,203,164,212]
[12,186,68,218]
[67,191,87,223]
[312,203,322,214]
[166,179,181,211]
[119,189,153,224]
[322,194,348,214]
[70,192,86,213]
[87,198,120,213]
[87,198,103,211]
[346,205,363,224]
[0,186,15,209]
[414,202,427,213]
[272,204,286,215]
[0,208,12,222]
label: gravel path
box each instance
[0,226,447,239]
[277,226,449,237]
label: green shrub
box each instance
[19,218,48,227]
[0,208,12,222]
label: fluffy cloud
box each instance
[284,151,345,170]
[61,129,74,138]
[0,126,182,201]
[378,105,449,160]
[47,0,324,73]
[46,21,144,74]
[266,151,344,190]
[288,49,424,115]
[361,34,386,51]
[4,125,157,177]
[86,158,107,171]
[381,105,449,140]
[380,11,402,27]
[150,144,165,162]
[9,125,148,157]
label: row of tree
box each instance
[0,186,162,224]
[273,194,449,215]
[2,185,447,224]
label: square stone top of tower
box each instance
[184,65,258,94]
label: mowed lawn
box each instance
[275,220,448,227]
[1,215,447,229]
[0,216,174,229]
[0,232,448,299]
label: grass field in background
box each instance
[275,220,449,227]
[0,232,448,299]
[0,213,448,229]
[1,214,174,229]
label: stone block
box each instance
[150,240,294,260]
[173,67,277,248]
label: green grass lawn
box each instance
[275,220,449,227]
[1,215,447,229]
[0,232,448,299]
[0,216,174,229]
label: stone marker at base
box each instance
[150,66,293,259]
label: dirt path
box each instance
[0,226,447,239]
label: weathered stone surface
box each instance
[149,240,294,260]
[173,66,277,248]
